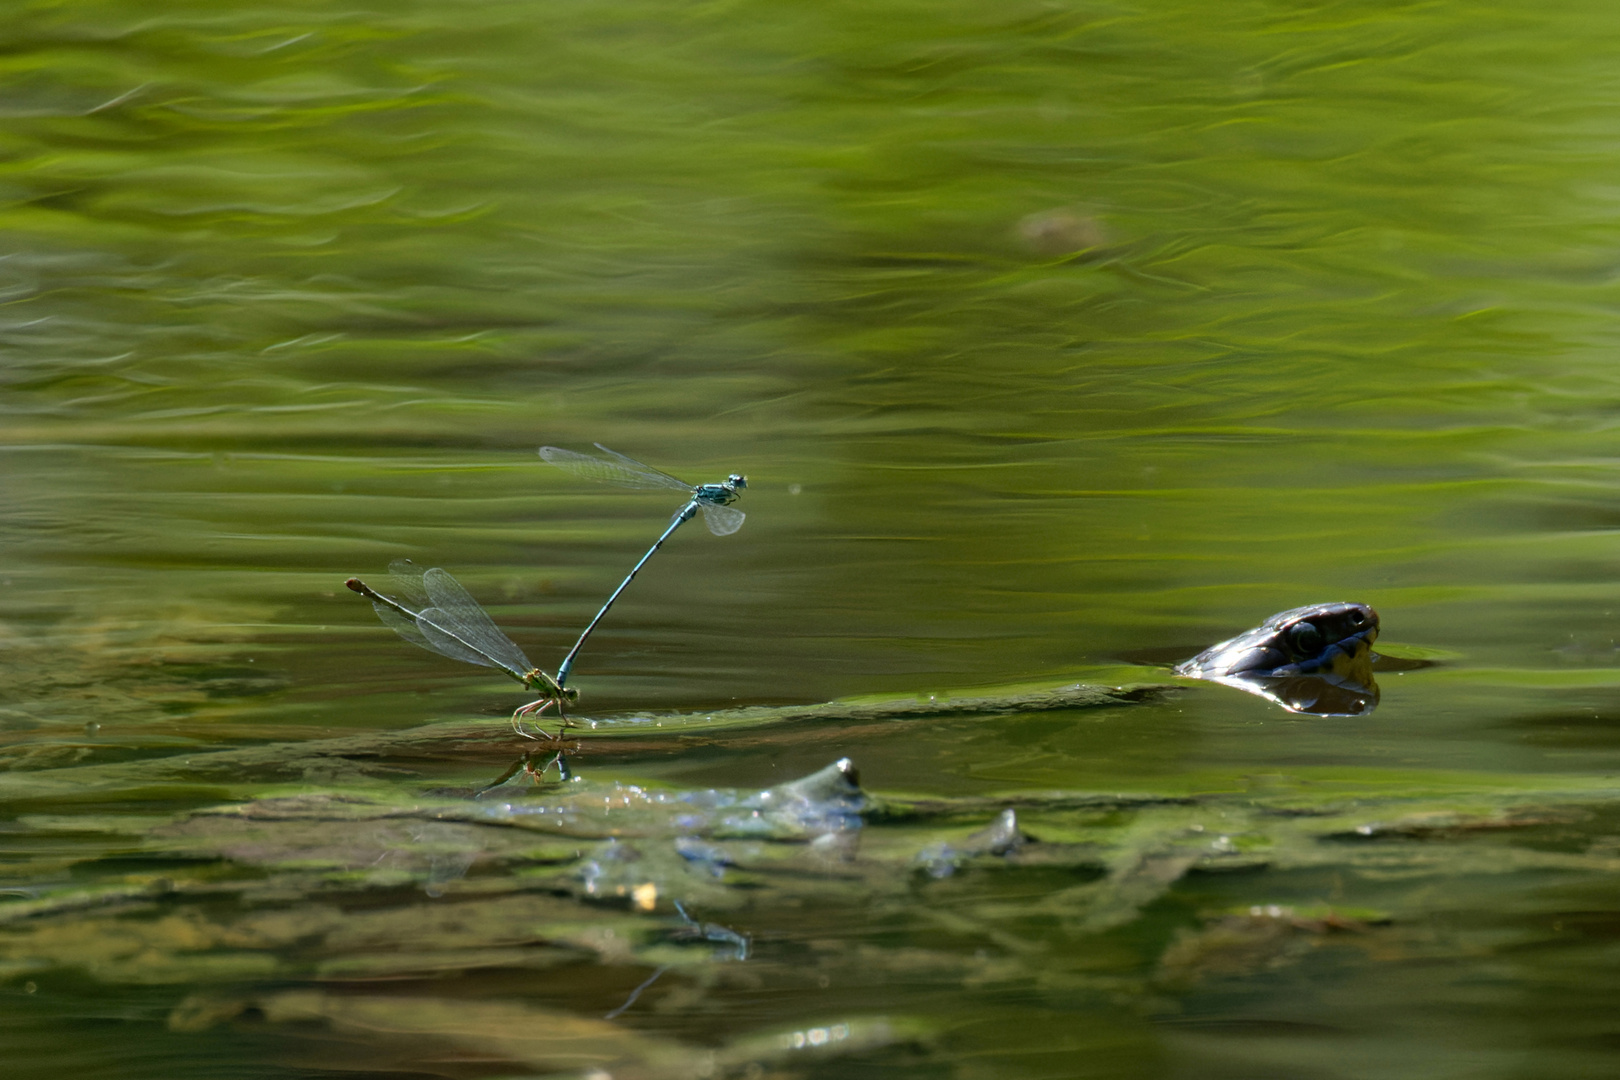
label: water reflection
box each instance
[1199,661,1381,718]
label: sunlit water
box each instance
[6,1,1620,1076]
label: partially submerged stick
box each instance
[0,681,1170,806]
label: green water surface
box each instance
[5,1,1620,1076]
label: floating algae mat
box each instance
[6,691,1620,1077]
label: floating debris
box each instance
[915,808,1027,879]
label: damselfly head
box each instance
[727,474,747,491]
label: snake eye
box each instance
[1289,621,1324,656]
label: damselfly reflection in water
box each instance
[539,444,747,686]
[346,560,577,739]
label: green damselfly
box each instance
[346,559,576,739]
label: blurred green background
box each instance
[7,0,1620,1076]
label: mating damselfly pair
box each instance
[345,444,747,746]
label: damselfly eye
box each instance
[1288,621,1324,655]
